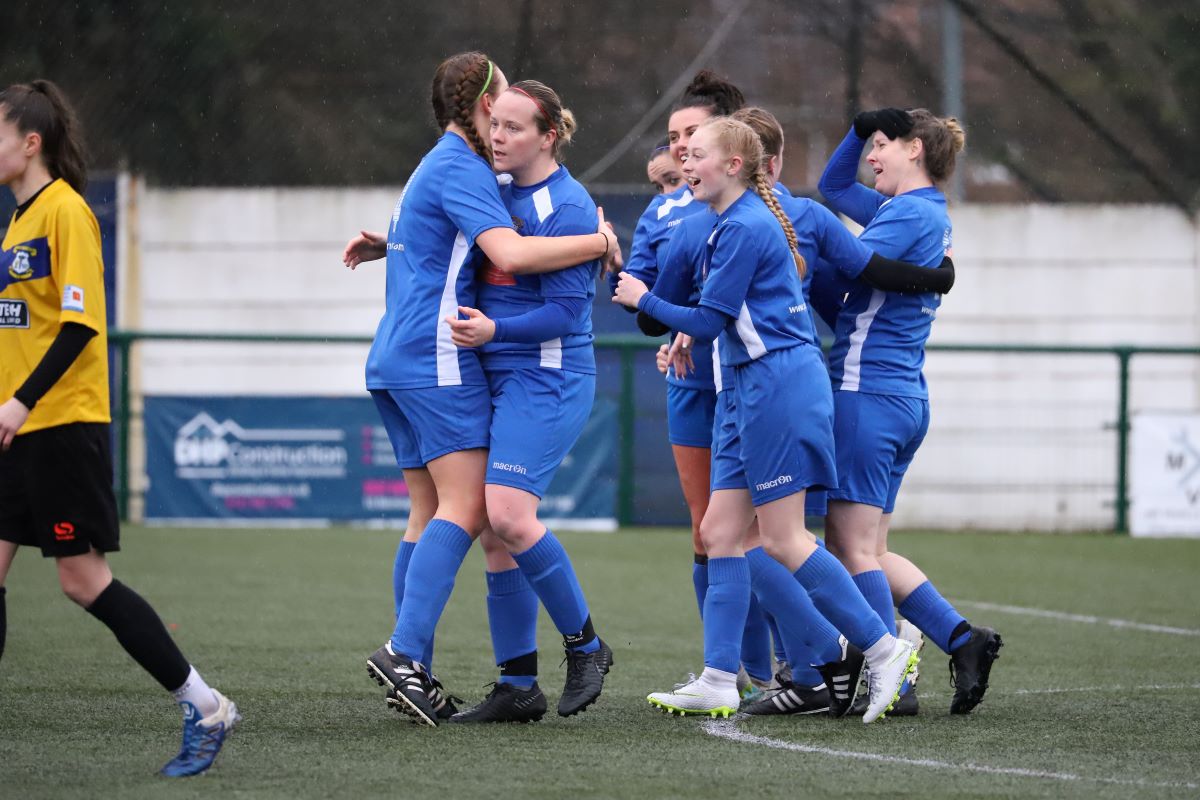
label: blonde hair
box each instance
[903,108,966,183]
[701,116,805,280]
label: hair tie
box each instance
[509,86,554,129]
[473,60,494,104]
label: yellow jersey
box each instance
[1,178,110,432]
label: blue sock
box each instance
[853,569,897,636]
[692,555,709,619]
[486,568,539,687]
[703,557,751,674]
[392,539,416,620]
[390,520,473,661]
[794,547,889,653]
[741,592,773,683]
[765,612,787,665]
[899,580,970,654]
[745,547,842,669]
[513,530,598,654]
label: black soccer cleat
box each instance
[949,626,1002,714]
[558,639,613,717]
[449,682,548,724]
[742,680,831,716]
[815,636,866,718]
[367,643,439,726]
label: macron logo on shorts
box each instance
[53,521,76,541]
[492,461,528,476]
[755,474,793,492]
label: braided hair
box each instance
[430,51,500,163]
[702,117,805,280]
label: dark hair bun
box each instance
[677,69,745,116]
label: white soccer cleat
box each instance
[896,619,925,691]
[647,672,741,718]
[863,638,919,724]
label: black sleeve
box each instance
[636,310,670,337]
[860,253,955,295]
[12,322,97,410]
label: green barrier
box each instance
[107,331,1200,532]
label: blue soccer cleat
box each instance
[160,690,240,777]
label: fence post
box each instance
[116,332,133,521]
[1114,347,1132,534]
[617,345,637,527]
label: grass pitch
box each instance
[2,526,1199,799]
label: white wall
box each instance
[127,187,1200,531]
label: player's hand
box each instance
[597,207,621,274]
[343,229,386,270]
[0,397,30,451]
[654,343,670,375]
[667,332,695,379]
[852,108,914,140]
[612,271,649,309]
[447,306,496,348]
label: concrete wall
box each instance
[126,186,1200,530]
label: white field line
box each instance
[702,718,1200,792]
[914,683,1200,698]
[955,600,1200,637]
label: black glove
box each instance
[636,311,670,337]
[853,108,914,140]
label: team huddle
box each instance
[343,52,1001,728]
[0,50,1001,778]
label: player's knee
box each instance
[58,571,102,607]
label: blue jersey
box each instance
[366,134,513,389]
[699,190,815,367]
[821,131,950,398]
[477,166,598,374]
[651,207,719,391]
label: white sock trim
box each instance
[171,666,220,717]
[863,634,898,668]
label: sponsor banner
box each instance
[1130,411,1200,538]
[144,395,616,526]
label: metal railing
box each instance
[108,330,1200,531]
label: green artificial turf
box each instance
[1,527,1198,799]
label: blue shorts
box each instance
[486,368,595,498]
[711,345,838,506]
[370,385,491,468]
[667,383,717,448]
[710,390,743,493]
[829,391,930,512]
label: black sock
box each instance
[86,579,190,691]
[499,651,539,682]
[563,615,597,651]
[0,586,7,664]
[693,554,709,565]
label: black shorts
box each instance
[0,422,120,558]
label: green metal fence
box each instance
[108,330,1200,532]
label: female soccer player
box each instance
[818,107,1001,714]
[614,117,918,723]
[647,139,684,195]
[442,79,610,723]
[342,52,616,727]
[618,71,777,693]
[0,80,238,777]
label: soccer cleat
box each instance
[770,661,793,690]
[427,673,462,721]
[815,636,866,718]
[558,639,613,717]
[742,680,831,716]
[851,678,919,717]
[862,638,919,724]
[160,690,240,777]
[647,673,741,718]
[449,682,548,724]
[896,619,925,696]
[949,626,1003,714]
[367,643,438,726]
